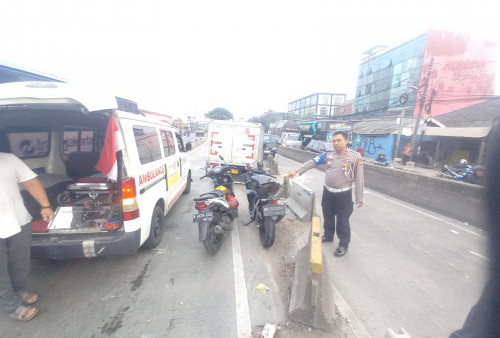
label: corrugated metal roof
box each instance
[424,127,490,138]
[352,119,416,135]
[434,97,500,128]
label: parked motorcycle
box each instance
[438,159,473,181]
[192,156,239,254]
[242,163,285,248]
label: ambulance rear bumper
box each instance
[31,229,141,260]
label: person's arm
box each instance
[22,178,55,222]
[287,151,327,178]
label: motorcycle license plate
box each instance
[192,212,213,223]
[231,168,239,174]
[262,204,285,217]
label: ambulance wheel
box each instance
[183,171,192,195]
[143,206,164,249]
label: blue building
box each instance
[350,119,417,162]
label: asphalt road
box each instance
[0,142,489,338]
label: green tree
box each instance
[205,107,233,120]
[248,113,281,132]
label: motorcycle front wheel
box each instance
[259,217,276,248]
[203,221,223,254]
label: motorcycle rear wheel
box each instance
[203,221,223,254]
[259,217,276,248]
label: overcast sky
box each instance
[2,0,499,120]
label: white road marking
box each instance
[368,190,485,238]
[449,229,459,234]
[232,222,253,338]
[467,250,489,261]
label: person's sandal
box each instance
[10,305,39,321]
[20,292,39,305]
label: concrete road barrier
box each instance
[264,154,279,175]
[289,216,336,332]
[364,163,487,227]
[285,180,315,222]
[188,137,206,149]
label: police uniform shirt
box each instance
[296,148,364,204]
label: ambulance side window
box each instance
[160,130,176,157]
[133,126,162,164]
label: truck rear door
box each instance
[208,126,232,162]
[232,126,258,166]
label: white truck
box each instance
[206,120,264,170]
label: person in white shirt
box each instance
[0,153,54,321]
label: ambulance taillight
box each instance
[122,177,140,221]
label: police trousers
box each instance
[321,187,354,248]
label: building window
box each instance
[365,83,372,94]
[320,95,330,105]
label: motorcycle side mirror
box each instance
[219,155,225,161]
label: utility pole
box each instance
[394,107,406,160]
[410,57,434,160]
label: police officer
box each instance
[288,131,364,257]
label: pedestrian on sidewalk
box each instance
[0,152,54,321]
[403,142,413,164]
[287,131,364,257]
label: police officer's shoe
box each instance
[321,236,333,242]
[334,246,347,257]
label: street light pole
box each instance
[410,57,434,160]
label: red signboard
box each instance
[415,30,497,117]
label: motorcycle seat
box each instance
[193,190,225,201]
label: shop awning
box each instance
[424,127,490,138]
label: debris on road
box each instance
[257,283,270,293]
[262,323,277,338]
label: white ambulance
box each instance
[0,81,192,260]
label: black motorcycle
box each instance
[192,157,239,254]
[242,163,285,248]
